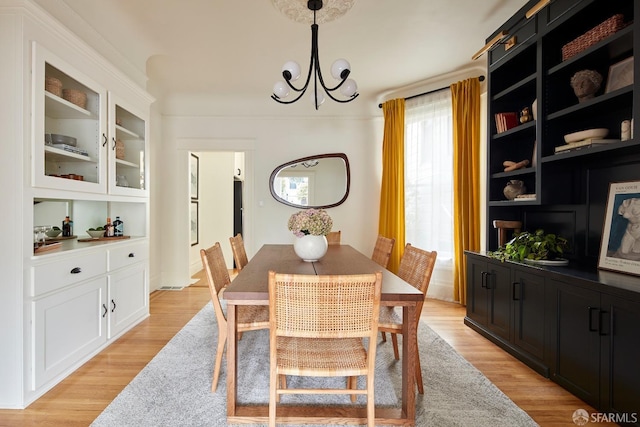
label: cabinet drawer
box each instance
[489,17,536,66]
[32,251,107,296]
[108,241,148,271]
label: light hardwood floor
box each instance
[0,275,613,427]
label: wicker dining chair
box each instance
[326,230,341,245]
[371,234,395,269]
[268,271,382,427]
[200,242,269,392]
[229,233,249,271]
[378,243,437,394]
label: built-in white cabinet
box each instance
[32,42,149,197]
[31,276,107,389]
[108,93,149,196]
[0,0,153,408]
[29,240,149,395]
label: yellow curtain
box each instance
[451,78,481,305]
[379,99,406,273]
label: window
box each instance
[273,174,313,206]
[405,90,454,301]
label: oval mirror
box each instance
[269,153,350,209]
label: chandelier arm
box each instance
[271,89,308,104]
[271,0,358,107]
[313,23,357,100]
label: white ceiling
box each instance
[35,0,528,115]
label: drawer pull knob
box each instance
[102,303,107,317]
[70,267,82,274]
[102,133,107,147]
[128,253,135,258]
[111,299,116,312]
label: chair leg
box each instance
[269,371,277,427]
[366,374,375,427]
[415,349,424,394]
[211,329,227,392]
[391,333,400,360]
[381,331,387,342]
[347,376,357,403]
[276,375,286,403]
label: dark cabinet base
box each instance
[465,252,640,425]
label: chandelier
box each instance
[271,0,359,110]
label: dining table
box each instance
[223,243,423,426]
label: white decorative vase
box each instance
[293,235,328,262]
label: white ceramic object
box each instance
[293,234,328,262]
[564,128,608,143]
[86,229,105,238]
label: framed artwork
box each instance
[190,201,199,246]
[598,180,640,276]
[190,153,199,200]
[605,56,634,93]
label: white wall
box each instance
[188,151,235,275]
[156,114,383,289]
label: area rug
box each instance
[91,303,538,427]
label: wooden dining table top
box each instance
[223,244,423,304]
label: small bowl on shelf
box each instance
[86,229,105,239]
[45,228,62,238]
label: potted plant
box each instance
[288,209,333,262]
[488,229,569,263]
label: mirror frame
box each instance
[269,152,351,209]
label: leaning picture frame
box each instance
[190,153,199,200]
[605,56,634,93]
[598,180,640,276]
[190,201,199,246]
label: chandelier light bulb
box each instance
[340,79,358,97]
[330,58,351,80]
[282,61,301,81]
[273,81,290,99]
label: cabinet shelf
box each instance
[540,139,640,163]
[44,145,95,162]
[115,124,140,139]
[44,91,95,120]
[488,198,539,206]
[547,86,632,120]
[492,73,536,101]
[491,167,536,179]
[115,158,140,168]
[492,120,535,139]
[547,25,634,76]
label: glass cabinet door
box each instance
[107,93,149,196]
[32,42,107,193]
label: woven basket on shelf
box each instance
[45,77,62,97]
[115,139,125,160]
[62,89,87,109]
[562,14,628,61]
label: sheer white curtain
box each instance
[405,90,454,301]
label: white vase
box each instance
[293,235,328,262]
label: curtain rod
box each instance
[377,75,485,108]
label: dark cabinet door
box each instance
[466,256,489,326]
[512,267,546,360]
[550,279,601,407]
[600,295,640,422]
[486,261,512,341]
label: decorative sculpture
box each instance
[570,70,603,103]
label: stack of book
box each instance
[554,139,620,153]
[495,112,519,133]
